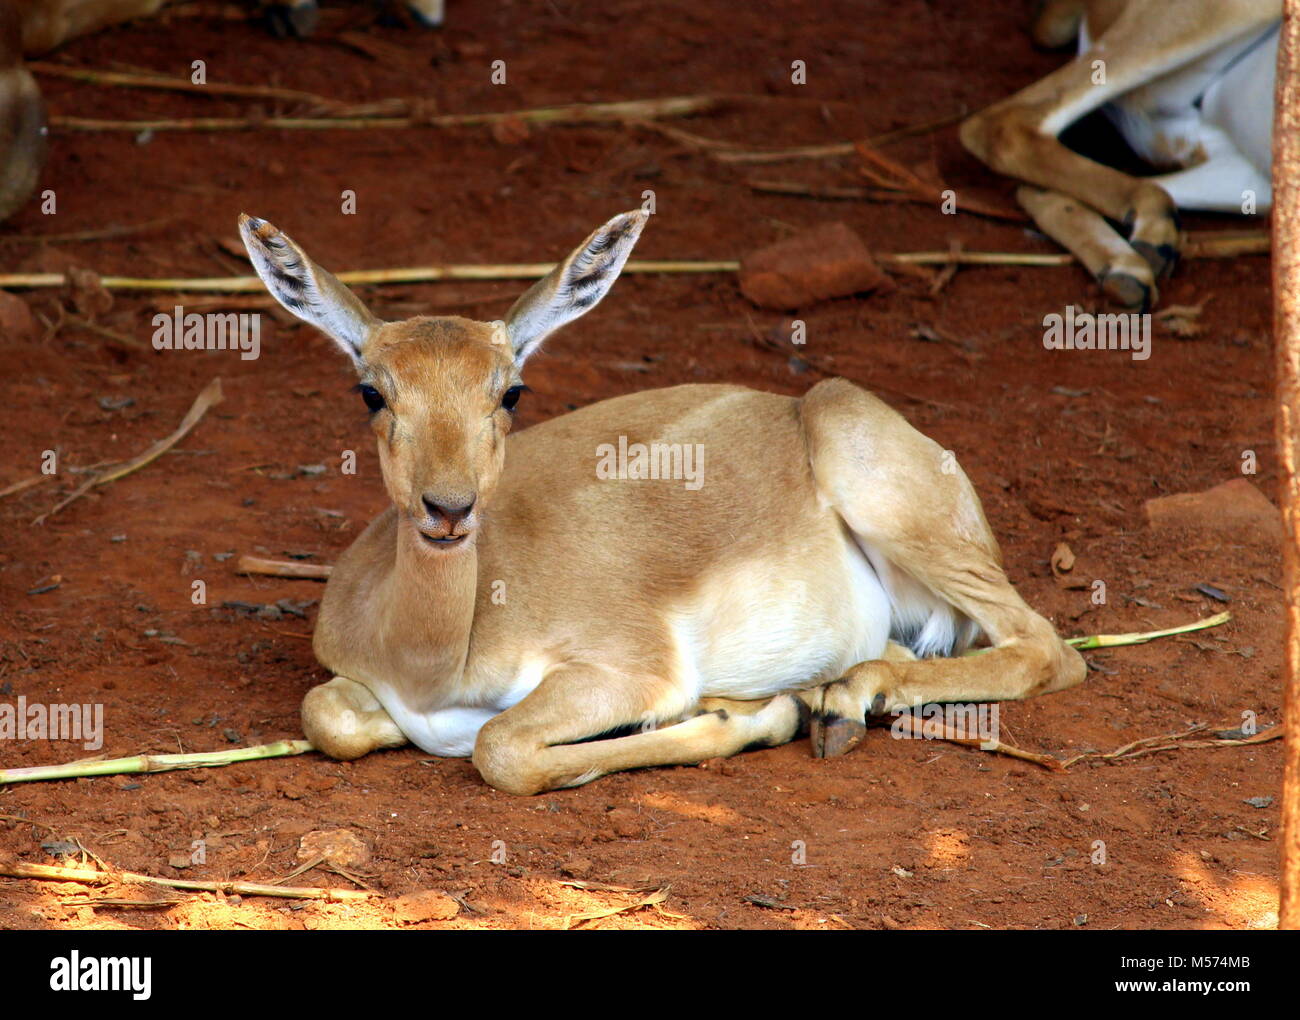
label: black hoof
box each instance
[1099,271,1152,312]
[810,712,866,758]
[1131,240,1179,282]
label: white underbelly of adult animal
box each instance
[668,538,892,701]
[1088,20,1277,212]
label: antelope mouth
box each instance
[419,530,470,547]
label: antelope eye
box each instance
[358,384,386,413]
[501,385,524,412]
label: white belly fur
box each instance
[1081,19,1277,209]
[669,536,892,701]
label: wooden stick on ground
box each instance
[890,714,1068,772]
[48,94,727,134]
[0,474,51,500]
[238,555,333,580]
[893,716,1282,773]
[560,887,671,930]
[875,231,1270,268]
[1058,722,1284,769]
[28,62,327,106]
[0,217,175,245]
[33,377,224,525]
[0,853,372,902]
[855,140,1028,223]
[645,108,969,165]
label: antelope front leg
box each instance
[473,668,813,795]
[301,676,409,760]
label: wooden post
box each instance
[1274,0,1300,931]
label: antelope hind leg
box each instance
[801,378,1087,759]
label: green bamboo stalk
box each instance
[0,739,313,786]
[1065,610,1232,649]
[963,610,1231,657]
[0,260,741,293]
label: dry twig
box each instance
[0,853,371,902]
[238,555,333,580]
[34,377,223,524]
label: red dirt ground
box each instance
[0,0,1285,930]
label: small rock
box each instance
[110,534,127,543]
[561,857,594,879]
[97,395,135,411]
[275,598,315,619]
[392,890,460,923]
[1244,796,1274,809]
[1143,479,1281,543]
[891,865,914,879]
[1073,914,1088,926]
[606,808,649,840]
[297,828,370,868]
[168,853,191,870]
[297,464,327,477]
[222,728,241,744]
[739,222,892,310]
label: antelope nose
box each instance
[422,494,476,529]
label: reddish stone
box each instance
[740,222,891,309]
[1143,478,1281,543]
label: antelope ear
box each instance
[504,209,647,367]
[238,213,382,370]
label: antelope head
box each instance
[239,209,647,550]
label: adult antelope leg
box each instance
[473,672,816,796]
[301,676,409,760]
[960,0,1276,307]
[1014,185,1159,309]
[800,379,1087,757]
